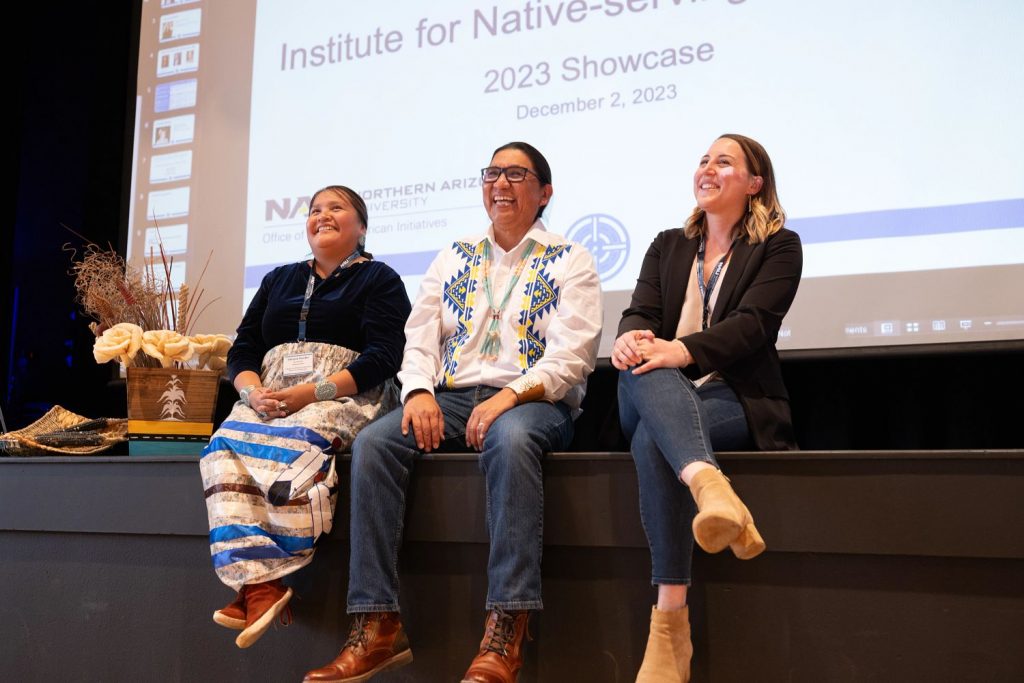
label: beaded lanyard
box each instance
[479,238,539,361]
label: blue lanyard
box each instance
[696,236,736,330]
[298,250,360,341]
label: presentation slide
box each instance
[127,0,1024,354]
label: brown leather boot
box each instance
[635,606,692,683]
[461,609,531,683]
[213,587,247,630]
[303,612,413,682]
[235,579,293,648]
[688,468,765,559]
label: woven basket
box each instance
[126,367,221,422]
[0,405,128,456]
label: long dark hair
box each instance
[309,184,372,257]
[491,141,552,220]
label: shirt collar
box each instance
[480,219,555,253]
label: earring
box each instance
[747,195,753,213]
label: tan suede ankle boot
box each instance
[688,468,765,559]
[636,606,692,683]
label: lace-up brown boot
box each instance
[213,587,247,630]
[303,612,412,682]
[461,609,531,683]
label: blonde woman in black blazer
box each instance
[612,134,802,682]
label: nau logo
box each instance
[265,196,312,221]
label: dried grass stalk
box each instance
[177,284,189,332]
[69,244,164,333]
[68,227,223,367]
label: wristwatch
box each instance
[314,379,338,401]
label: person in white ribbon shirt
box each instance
[304,142,602,683]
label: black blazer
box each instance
[618,227,803,450]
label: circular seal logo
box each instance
[566,213,630,281]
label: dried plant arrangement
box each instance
[65,226,231,370]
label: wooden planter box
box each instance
[126,367,221,456]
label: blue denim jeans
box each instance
[346,385,574,613]
[618,368,751,585]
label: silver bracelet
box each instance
[239,384,258,407]
[314,379,338,401]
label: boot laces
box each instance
[482,608,518,657]
[344,613,372,651]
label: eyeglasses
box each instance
[480,166,541,183]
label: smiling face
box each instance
[305,188,366,259]
[693,137,763,217]
[482,148,553,238]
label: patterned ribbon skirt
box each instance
[200,341,397,590]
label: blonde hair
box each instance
[683,133,786,244]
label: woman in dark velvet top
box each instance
[200,185,411,650]
[227,244,410,404]
[613,135,802,682]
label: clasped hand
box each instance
[247,385,313,420]
[611,329,692,374]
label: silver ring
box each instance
[257,410,268,419]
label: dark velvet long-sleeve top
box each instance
[226,259,412,392]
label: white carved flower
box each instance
[93,323,144,365]
[141,329,194,368]
[190,334,232,370]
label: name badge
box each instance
[282,352,314,377]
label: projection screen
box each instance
[127,0,1024,356]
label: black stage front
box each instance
[2,450,1022,682]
